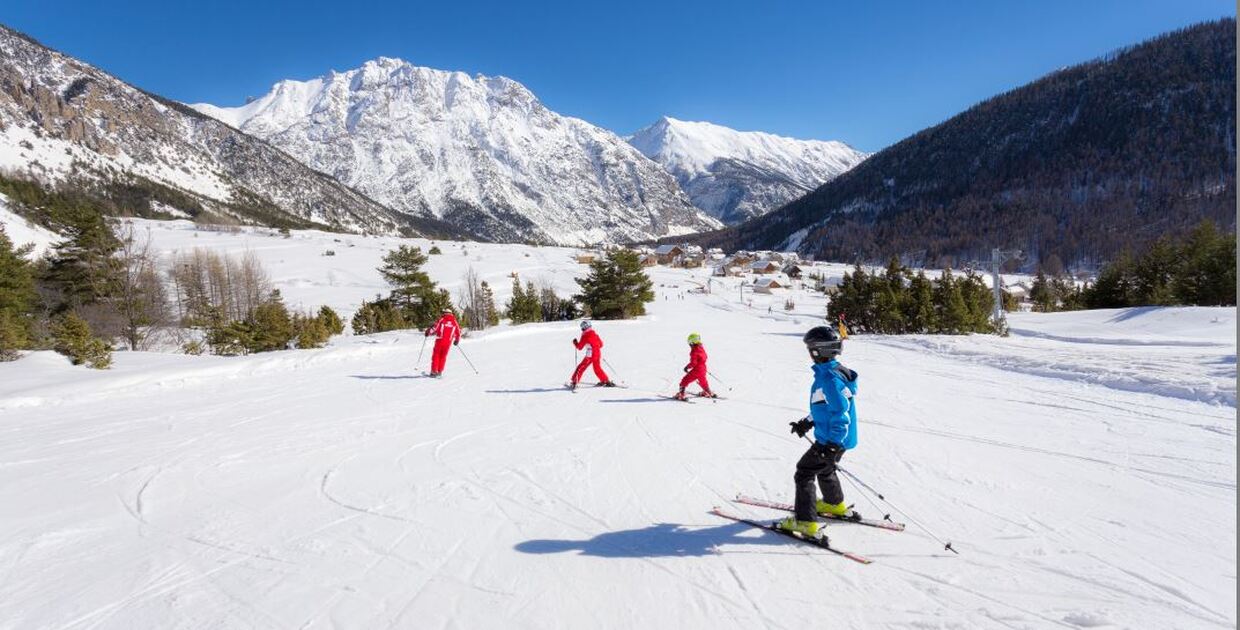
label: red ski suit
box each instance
[572,329,609,384]
[426,313,461,374]
[679,343,711,392]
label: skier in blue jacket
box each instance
[781,325,859,538]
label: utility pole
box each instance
[990,248,1023,327]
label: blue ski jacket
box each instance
[809,359,858,449]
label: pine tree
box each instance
[480,281,500,327]
[1174,221,1236,306]
[1030,271,1055,312]
[1083,252,1135,308]
[247,290,294,352]
[293,312,330,349]
[351,298,408,335]
[932,268,969,333]
[903,271,936,333]
[1132,237,1177,305]
[0,226,36,359]
[44,209,121,309]
[573,250,654,319]
[51,311,112,369]
[317,305,345,336]
[377,245,442,327]
[873,256,907,333]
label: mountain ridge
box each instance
[193,58,722,245]
[628,116,867,224]
[0,24,461,237]
[682,19,1236,268]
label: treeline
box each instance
[350,246,654,336]
[1,208,345,367]
[1030,221,1236,311]
[693,19,1235,268]
[826,258,999,335]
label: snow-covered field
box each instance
[0,221,1235,629]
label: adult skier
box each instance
[674,333,716,400]
[570,320,616,390]
[780,325,859,537]
[425,308,461,377]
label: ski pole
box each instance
[416,335,429,368]
[602,357,621,381]
[837,466,959,555]
[455,343,480,375]
[707,370,732,391]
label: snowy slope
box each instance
[193,59,721,245]
[0,25,433,236]
[0,193,60,257]
[629,117,868,224]
[0,222,1234,629]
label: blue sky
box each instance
[2,1,1232,151]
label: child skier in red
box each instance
[675,333,716,400]
[425,308,460,377]
[570,320,616,390]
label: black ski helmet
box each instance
[803,326,842,362]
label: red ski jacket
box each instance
[684,344,707,374]
[574,329,603,356]
[427,313,461,344]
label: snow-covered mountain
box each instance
[0,25,447,236]
[193,58,720,245]
[628,117,868,224]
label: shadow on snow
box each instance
[349,374,426,381]
[485,387,567,394]
[514,521,789,558]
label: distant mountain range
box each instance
[0,24,458,237]
[686,19,1237,268]
[192,58,721,245]
[628,117,867,225]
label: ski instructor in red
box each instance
[676,332,716,400]
[570,320,616,390]
[425,308,460,377]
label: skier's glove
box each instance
[572,339,578,346]
[789,417,813,438]
[683,366,691,373]
[454,339,459,346]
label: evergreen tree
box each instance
[573,250,655,319]
[44,209,121,309]
[932,268,969,333]
[1174,221,1236,306]
[377,245,442,327]
[506,277,542,324]
[51,311,112,369]
[293,312,330,349]
[1132,237,1177,305]
[351,298,408,335]
[959,270,996,332]
[873,256,907,333]
[0,227,36,358]
[1083,251,1136,308]
[318,305,345,336]
[480,281,500,327]
[1030,272,1055,312]
[247,291,294,352]
[903,271,936,333]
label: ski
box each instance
[710,508,872,564]
[663,395,694,403]
[733,495,906,532]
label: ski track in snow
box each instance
[0,221,1235,629]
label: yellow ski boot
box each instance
[777,516,822,538]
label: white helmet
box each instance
[580,320,592,331]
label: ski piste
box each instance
[710,508,872,564]
[733,495,906,532]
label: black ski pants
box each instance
[793,442,844,521]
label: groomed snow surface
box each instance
[0,221,1235,629]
